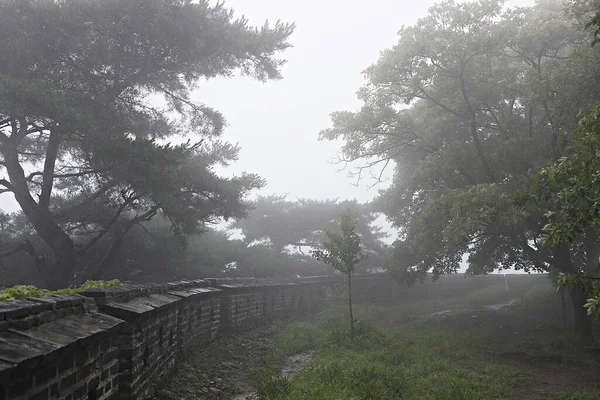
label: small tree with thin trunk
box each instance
[310,211,364,335]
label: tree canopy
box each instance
[320,0,600,341]
[0,0,294,287]
[230,195,388,270]
[535,105,600,316]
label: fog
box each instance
[0,0,592,315]
[0,0,534,212]
[0,1,599,397]
[201,0,535,202]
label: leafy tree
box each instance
[568,0,600,45]
[536,106,600,316]
[311,211,365,335]
[320,0,600,342]
[231,195,388,271]
[0,0,293,287]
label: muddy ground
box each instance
[153,322,294,400]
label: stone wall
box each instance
[0,276,338,400]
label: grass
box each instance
[256,311,527,400]
[254,283,600,400]
[551,389,600,400]
[0,279,124,301]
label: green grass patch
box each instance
[0,279,125,301]
[256,284,600,400]
[255,306,529,400]
[551,389,600,400]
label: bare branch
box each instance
[27,168,103,182]
[130,206,160,224]
[77,193,136,255]
[52,180,116,219]
[0,179,13,191]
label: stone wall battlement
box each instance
[0,276,340,400]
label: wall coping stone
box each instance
[167,287,221,299]
[0,294,86,322]
[0,274,379,324]
[98,293,181,322]
[0,311,123,376]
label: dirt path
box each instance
[232,351,314,400]
[280,351,313,379]
[154,321,314,400]
[154,324,286,400]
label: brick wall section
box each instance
[0,295,123,400]
[98,293,181,400]
[0,276,336,400]
[169,287,221,349]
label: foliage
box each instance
[0,279,123,301]
[534,105,600,316]
[0,0,293,286]
[539,106,600,246]
[310,212,365,276]
[465,284,512,307]
[568,0,600,46]
[557,273,600,315]
[517,283,562,311]
[255,283,600,399]
[183,229,330,279]
[230,195,388,272]
[551,388,600,400]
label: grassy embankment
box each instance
[254,283,600,400]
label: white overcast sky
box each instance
[199,0,535,204]
[0,0,534,215]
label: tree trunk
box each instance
[553,245,594,344]
[348,272,355,336]
[584,228,600,278]
[570,287,594,345]
[3,146,76,289]
[560,288,567,328]
[87,231,129,281]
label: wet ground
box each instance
[153,324,283,400]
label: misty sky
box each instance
[0,0,534,217]
[199,0,535,205]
